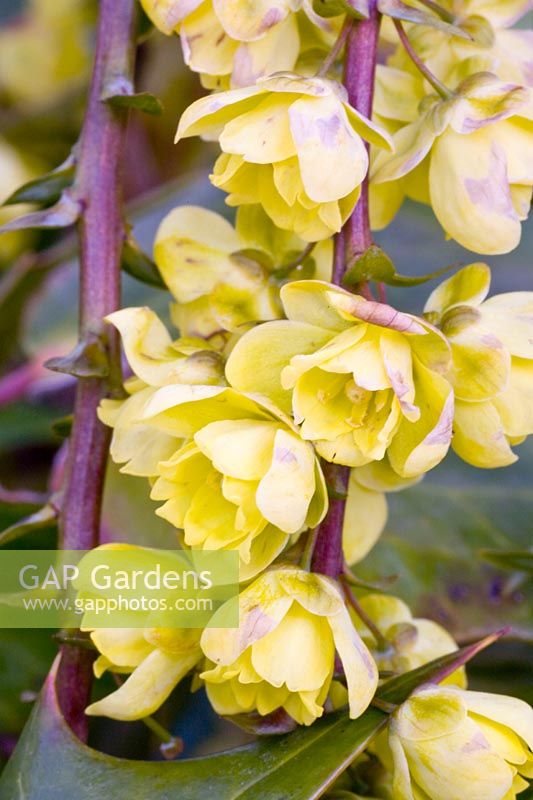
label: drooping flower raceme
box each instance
[140,386,328,580]
[98,306,225,477]
[226,280,454,479]
[424,263,533,468]
[175,73,393,241]
[201,567,379,725]
[380,685,533,800]
[153,203,332,338]
[371,72,533,254]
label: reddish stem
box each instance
[56,0,136,740]
[311,1,380,579]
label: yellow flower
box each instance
[380,685,533,800]
[342,459,421,565]
[371,72,533,254]
[154,204,332,338]
[141,386,328,580]
[98,306,224,476]
[424,263,533,468]
[175,73,393,241]
[387,0,533,89]
[85,626,202,720]
[226,280,454,478]
[350,593,466,686]
[201,567,378,725]
[140,0,302,88]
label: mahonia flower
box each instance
[378,685,533,800]
[85,625,202,720]
[175,73,393,241]
[350,594,466,686]
[371,72,533,254]
[98,307,225,477]
[226,280,454,479]
[387,0,533,88]
[140,0,304,88]
[154,204,332,338]
[141,387,328,579]
[200,567,378,725]
[424,263,533,468]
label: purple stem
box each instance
[312,2,380,578]
[56,0,136,741]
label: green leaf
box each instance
[479,549,533,574]
[0,192,80,233]
[343,245,453,287]
[3,164,75,207]
[377,0,472,39]
[121,236,166,288]
[0,639,493,799]
[313,0,369,18]
[0,503,57,549]
[102,78,164,115]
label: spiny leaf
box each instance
[0,634,500,799]
[343,245,454,287]
[377,0,472,39]
[3,164,75,207]
[0,503,57,549]
[0,192,80,233]
[479,549,533,574]
[121,236,166,288]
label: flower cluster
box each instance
[83,0,533,794]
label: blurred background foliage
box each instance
[0,0,530,771]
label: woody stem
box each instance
[56,0,136,741]
[311,0,381,578]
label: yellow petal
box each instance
[90,629,154,669]
[220,94,296,164]
[251,603,334,692]
[85,648,200,720]
[494,358,533,438]
[213,0,294,41]
[388,360,453,478]
[231,14,299,88]
[180,1,236,77]
[328,604,379,719]
[452,398,517,468]
[424,263,491,316]
[429,127,522,255]
[256,428,316,533]
[289,94,368,202]
[225,320,332,413]
[194,419,276,480]
[342,476,387,565]
[176,83,263,142]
